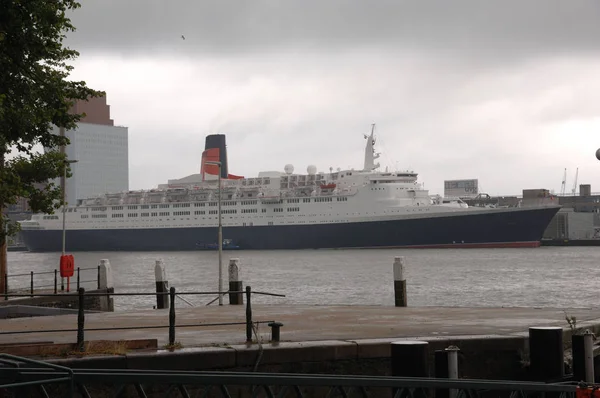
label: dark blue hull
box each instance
[20,207,560,252]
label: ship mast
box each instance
[363,123,381,171]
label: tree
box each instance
[0,0,102,293]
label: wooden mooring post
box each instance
[228,258,243,305]
[155,260,169,310]
[393,256,407,307]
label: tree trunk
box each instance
[0,233,5,294]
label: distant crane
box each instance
[560,168,567,196]
[571,167,579,196]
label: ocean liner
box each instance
[19,126,560,252]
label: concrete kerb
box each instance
[126,346,237,370]
[233,340,358,368]
[40,319,600,377]
[44,334,530,371]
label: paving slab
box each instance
[0,305,598,348]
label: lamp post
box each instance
[206,160,223,305]
[60,156,78,291]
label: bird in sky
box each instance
[181,35,185,40]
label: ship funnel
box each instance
[201,134,243,181]
[203,134,229,178]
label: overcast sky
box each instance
[64,0,600,196]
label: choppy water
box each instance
[6,247,600,311]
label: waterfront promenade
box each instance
[1,304,600,347]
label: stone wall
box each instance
[0,288,114,312]
[48,335,529,381]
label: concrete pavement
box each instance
[1,305,599,347]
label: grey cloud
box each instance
[67,0,600,60]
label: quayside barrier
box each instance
[0,286,286,350]
[4,266,100,298]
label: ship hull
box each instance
[19,206,560,252]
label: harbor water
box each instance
[6,247,600,311]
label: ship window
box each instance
[128,213,138,217]
[112,214,123,218]
[159,204,170,208]
[159,212,169,216]
[194,210,205,215]
[127,205,138,210]
[141,205,150,209]
[91,207,107,211]
[91,214,107,219]
[151,205,158,209]
[262,208,266,213]
[81,215,88,219]
[151,212,158,216]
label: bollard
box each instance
[76,267,80,290]
[573,330,595,383]
[168,287,176,346]
[155,260,169,310]
[435,350,449,378]
[246,286,252,343]
[584,330,595,384]
[268,322,284,343]
[435,350,449,398]
[435,346,460,398]
[529,326,564,381]
[391,341,429,398]
[30,271,33,297]
[77,288,85,352]
[391,341,429,377]
[228,258,243,305]
[4,273,7,301]
[393,257,407,307]
[446,346,460,398]
[54,269,58,294]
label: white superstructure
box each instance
[22,124,480,233]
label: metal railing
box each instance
[0,286,285,348]
[0,353,580,398]
[4,266,100,298]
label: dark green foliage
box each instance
[0,0,101,238]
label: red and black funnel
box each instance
[201,134,243,181]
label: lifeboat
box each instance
[320,183,337,190]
